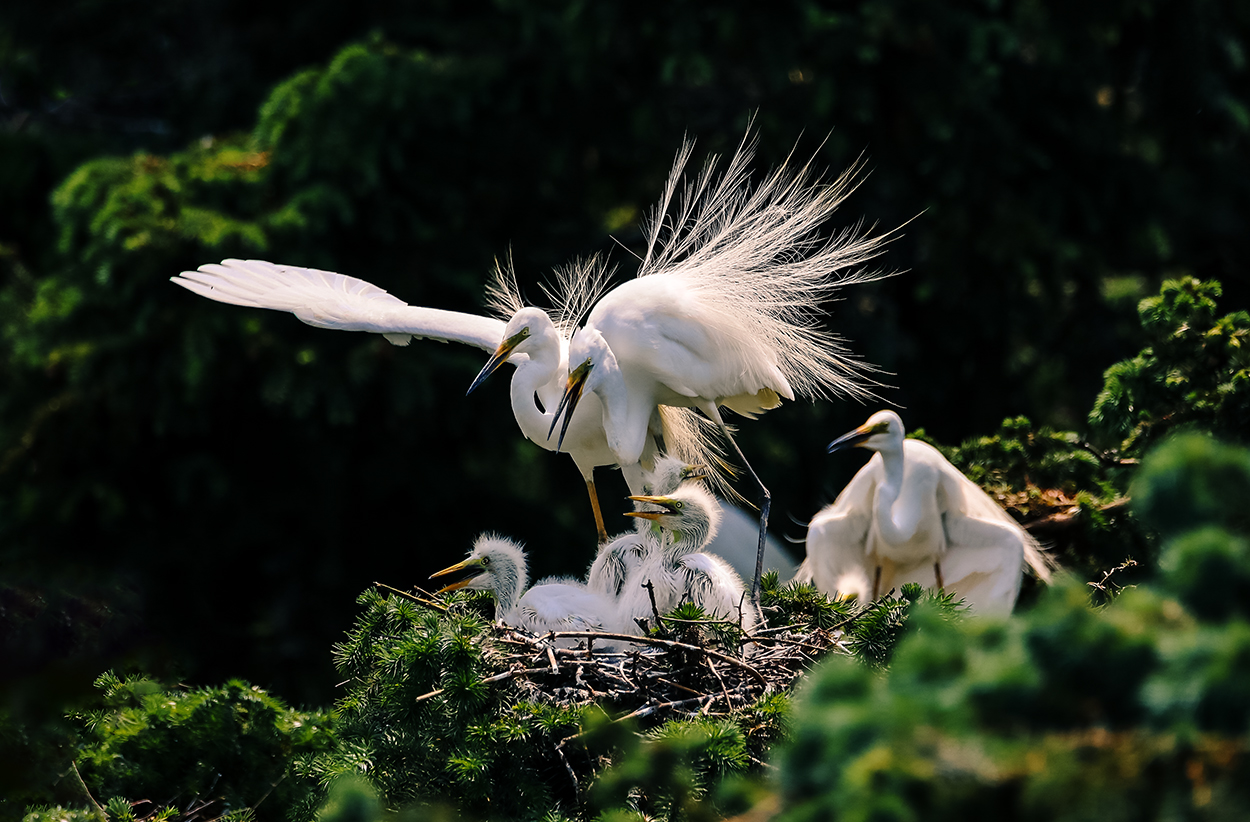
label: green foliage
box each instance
[314,776,380,822]
[760,571,854,630]
[297,588,584,820]
[843,583,965,668]
[63,672,334,822]
[774,579,1250,820]
[761,431,1250,820]
[290,573,964,821]
[1131,432,1250,543]
[1091,277,1250,454]
[585,715,747,822]
[925,416,1105,504]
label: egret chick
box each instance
[795,410,1055,616]
[431,534,618,637]
[585,455,708,599]
[619,484,759,635]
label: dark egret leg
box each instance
[585,479,609,544]
[934,560,945,593]
[713,418,770,610]
[872,565,882,600]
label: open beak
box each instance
[467,329,527,395]
[625,494,679,521]
[683,464,709,483]
[827,424,874,454]
[547,359,591,450]
[429,556,486,594]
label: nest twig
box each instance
[478,615,847,722]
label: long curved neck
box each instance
[493,556,527,620]
[872,446,911,545]
[509,333,563,449]
[510,358,558,447]
[594,347,650,467]
[662,517,712,560]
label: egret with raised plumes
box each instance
[170,258,713,542]
[795,410,1055,616]
[548,136,893,609]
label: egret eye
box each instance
[675,501,684,510]
[481,557,491,567]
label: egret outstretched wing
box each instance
[172,258,506,351]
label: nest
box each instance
[399,580,853,721]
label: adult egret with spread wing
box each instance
[170,258,714,542]
[795,410,1055,616]
[431,534,617,637]
[550,135,893,608]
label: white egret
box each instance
[549,134,894,608]
[430,534,618,637]
[169,258,717,542]
[618,483,759,635]
[585,455,707,599]
[794,410,1056,616]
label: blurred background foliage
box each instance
[1,0,1247,756]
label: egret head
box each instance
[644,454,709,496]
[548,329,612,449]
[626,484,721,549]
[467,307,553,395]
[827,410,905,454]
[429,535,528,613]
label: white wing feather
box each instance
[172,258,506,352]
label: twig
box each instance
[530,631,769,689]
[1077,440,1140,467]
[373,581,446,611]
[706,656,733,705]
[737,632,830,655]
[644,580,661,624]
[751,622,809,635]
[69,760,108,821]
[655,677,706,697]
[414,667,554,703]
[617,693,719,722]
[250,771,287,814]
[1024,497,1131,534]
[553,737,581,804]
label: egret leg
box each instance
[713,419,770,610]
[934,560,945,593]
[872,565,882,600]
[586,479,609,544]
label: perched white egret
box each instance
[465,293,718,542]
[794,410,1055,616]
[617,483,759,635]
[169,258,717,542]
[430,534,618,638]
[585,455,707,599]
[549,134,894,607]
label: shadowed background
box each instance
[1,0,1246,708]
